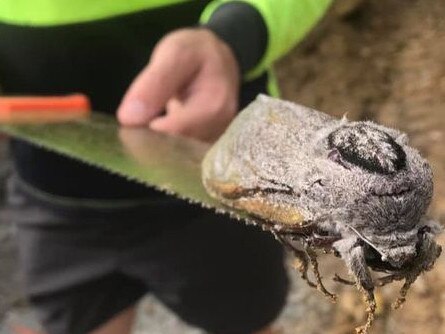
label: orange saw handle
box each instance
[0,94,91,114]
[0,94,91,123]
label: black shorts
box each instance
[7,176,288,334]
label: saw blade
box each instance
[0,112,249,221]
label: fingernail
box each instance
[120,100,149,124]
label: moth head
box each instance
[362,224,442,275]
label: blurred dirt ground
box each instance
[272,0,445,333]
[1,0,445,333]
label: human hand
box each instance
[117,28,240,142]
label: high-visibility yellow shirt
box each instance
[0,0,332,79]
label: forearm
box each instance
[201,0,333,79]
[202,2,267,77]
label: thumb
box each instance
[149,99,184,134]
[117,41,200,126]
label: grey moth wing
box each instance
[201,94,332,227]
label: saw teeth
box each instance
[0,114,252,225]
[274,224,283,231]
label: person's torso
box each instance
[0,0,211,199]
[0,0,196,26]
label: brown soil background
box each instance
[271,0,445,333]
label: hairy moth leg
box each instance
[275,234,316,288]
[292,248,317,288]
[375,274,404,287]
[356,285,377,334]
[334,238,376,334]
[333,273,355,286]
[392,231,443,309]
[304,244,337,302]
[392,277,414,309]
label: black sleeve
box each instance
[202,2,268,75]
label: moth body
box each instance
[202,95,442,334]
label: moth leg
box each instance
[292,248,317,288]
[304,244,337,302]
[356,291,376,334]
[392,232,442,309]
[274,234,316,288]
[392,275,416,309]
[333,273,355,286]
[375,274,404,287]
[334,238,376,334]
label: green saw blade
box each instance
[0,112,243,217]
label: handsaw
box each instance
[0,94,246,219]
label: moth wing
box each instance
[202,95,335,184]
[202,95,331,227]
[204,179,306,227]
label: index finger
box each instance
[117,42,201,126]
